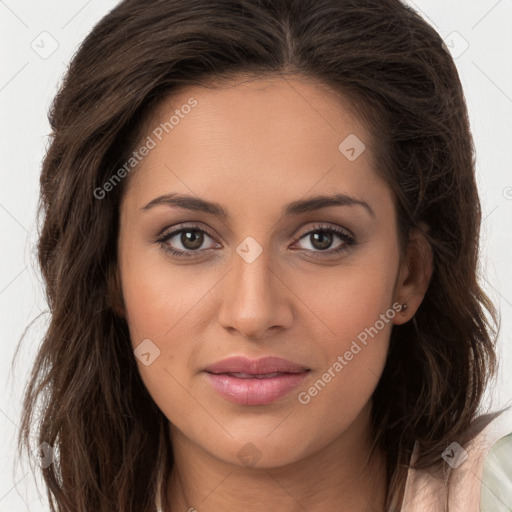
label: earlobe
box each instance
[393,227,433,325]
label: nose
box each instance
[217,245,293,341]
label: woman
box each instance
[16,0,512,510]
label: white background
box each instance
[1,1,511,510]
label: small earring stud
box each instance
[401,303,408,315]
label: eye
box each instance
[157,224,220,257]
[293,224,355,254]
[156,222,355,259]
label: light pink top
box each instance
[400,406,512,511]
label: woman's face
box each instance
[117,76,417,468]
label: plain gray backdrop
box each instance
[1,1,511,510]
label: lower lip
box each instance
[204,371,310,405]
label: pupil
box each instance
[312,231,332,250]
[181,230,203,250]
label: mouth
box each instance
[204,355,310,375]
[211,371,294,379]
[203,356,311,405]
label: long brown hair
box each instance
[15,0,498,510]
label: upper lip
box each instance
[204,356,310,375]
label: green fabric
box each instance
[480,432,512,511]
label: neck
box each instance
[165,403,387,511]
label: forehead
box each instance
[121,75,391,217]
[150,75,369,155]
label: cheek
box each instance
[293,250,398,347]
[119,247,212,344]
[293,293,393,455]
[119,249,221,410]
[119,253,208,423]
[291,250,398,413]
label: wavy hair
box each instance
[16,0,498,510]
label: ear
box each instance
[107,263,126,318]
[393,227,433,325]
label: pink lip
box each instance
[204,356,310,375]
[203,356,311,405]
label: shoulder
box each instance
[480,428,512,511]
[401,406,512,512]
[449,406,512,511]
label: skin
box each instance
[117,75,432,511]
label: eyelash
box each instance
[156,223,356,258]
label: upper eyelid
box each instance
[295,223,353,239]
[158,222,217,241]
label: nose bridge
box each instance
[235,241,273,301]
[218,237,290,338]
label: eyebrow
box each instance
[141,192,375,218]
